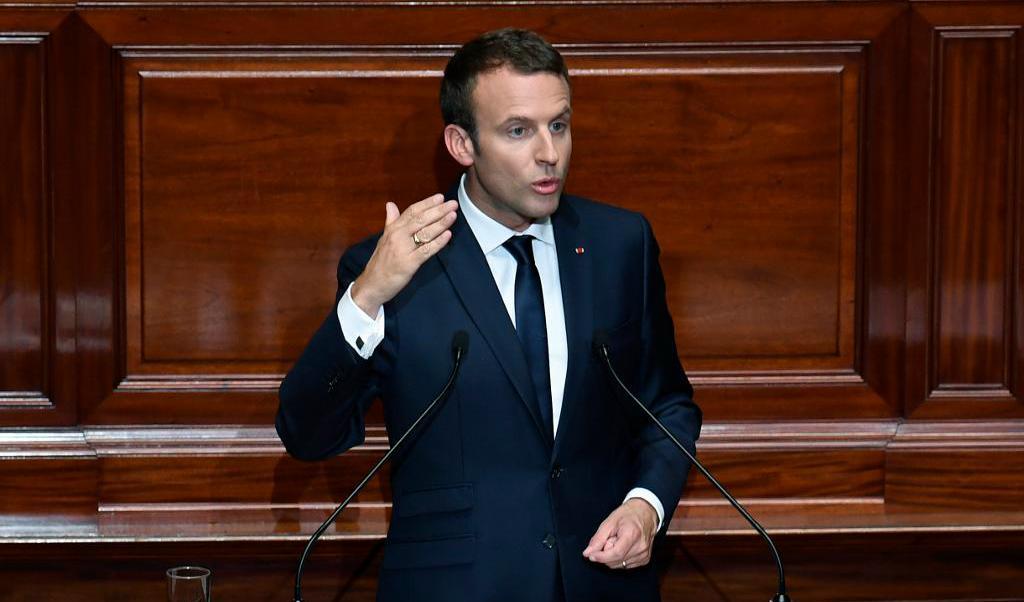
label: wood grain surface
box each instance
[2,1,1024,599]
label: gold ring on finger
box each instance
[413,232,425,246]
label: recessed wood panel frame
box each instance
[568,51,862,374]
[0,35,49,411]
[65,2,907,423]
[908,4,1024,419]
[0,12,78,427]
[105,47,894,425]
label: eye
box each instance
[550,121,568,134]
[508,126,528,138]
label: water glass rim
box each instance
[166,566,211,579]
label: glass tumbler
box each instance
[166,566,212,602]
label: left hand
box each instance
[582,498,659,570]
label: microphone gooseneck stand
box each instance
[593,331,791,602]
[293,331,469,602]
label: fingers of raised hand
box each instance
[379,195,456,248]
[359,196,455,308]
[414,229,453,261]
[401,195,455,232]
[410,208,457,248]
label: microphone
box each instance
[293,330,470,602]
[592,330,791,602]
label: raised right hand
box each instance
[350,194,458,316]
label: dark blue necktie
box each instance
[503,235,554,440]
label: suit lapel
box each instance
[551,200,592,460]
[437,206,552,449]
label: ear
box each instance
[444,124,476,167]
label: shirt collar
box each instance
[458,173,555,256]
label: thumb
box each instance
[384,201,400,226]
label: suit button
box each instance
[550,466,563,479]
[542,534,556,549]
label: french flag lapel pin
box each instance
[574,246,585,255]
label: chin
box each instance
[527,196,560,218]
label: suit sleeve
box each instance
[276,237,384,461]
[631,214,703,535]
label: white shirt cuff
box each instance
[336,283,385,359]
[625,487,665,532]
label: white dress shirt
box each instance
[335,175,664,529]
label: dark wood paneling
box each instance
[887,421,1024,510]
[907,5,1024,419]
[63,1,909,424]
[2,3,1023,600]
[661,532,1024,601]
[0,430,97,534]
[85,423,889,508]
[79,4,903,47]
[122,54,451,374]
[0,36,47,408]
[570,50,861,372]
[101,45,896,423]
[934,31,1016,392]
[0,12,79,427]
[0,531,1022,601]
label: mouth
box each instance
[531,178,562,196]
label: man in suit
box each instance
[277,28,702,601]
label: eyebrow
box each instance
[499,107,573,128]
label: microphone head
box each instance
[452,330,469,357]
[592,329,609,355]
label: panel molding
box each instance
[908,23,1024,418]
[0,33,54,416]
[3,419,1023,526]
[47,3,906,426]
[887,419,1024,510]
[100,42,891,422]
[114,375,281,392]
[0,391,52,409]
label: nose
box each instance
[535,131,558,165]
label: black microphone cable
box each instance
[293,331,470,602]
[593,330,791,602]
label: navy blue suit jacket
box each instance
[277,189,702,602]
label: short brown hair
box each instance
[441,28,570,144]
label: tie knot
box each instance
[502,235,536,266]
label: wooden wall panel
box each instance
[887,421,1024,510]
[2,2,1024,600]
[78,4,902,47]
[0,13,78,427]
[59,0,908,424]
[98,45,894,423]
[123,54,451,375]
[908,4,1024,419]
[934,31,1018,397]
[82,423,889,511]
[101,53,457,423]
[2,530,1023,601]
[0,36,47,409]
[0,429,97,534]
[570,51,860,373]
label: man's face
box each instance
[463,67,572,232]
